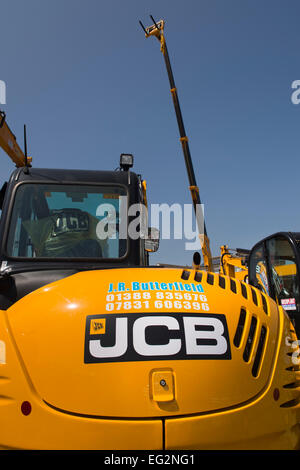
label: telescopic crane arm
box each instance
[140,17,213,272]
[0,110,31,168]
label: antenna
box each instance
[23,124,29,173]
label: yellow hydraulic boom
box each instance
[140,18,213,272]
[220,245,249,281]
[0,110,31,168]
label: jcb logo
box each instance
[90,319,106,335]
[84,313,231,363]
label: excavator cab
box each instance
[0,166,157,310]
[248,232,300,337]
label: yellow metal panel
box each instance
[0,309,162,450]
[7,268,279,418]
[1,267,300,449]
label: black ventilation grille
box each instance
[194,271,202,283]
[286,365,300,372]
[241,283,248,299]
[218,276,226,289]
[261,293,268,315]
[283,380,300,389]
[252,325,267,377]
[234,310,268,377]
[181,270,190,280]
[233,309,247,348]
[230,279,237,294]
[251,288,258,306]
[207,273,214,285]
[280,397,300,408]
[243,316,258,362]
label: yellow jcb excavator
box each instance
[0,18,298,450]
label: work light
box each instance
[120,153,134,171]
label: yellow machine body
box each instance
[0,267,299,449]
[0,17,299,450]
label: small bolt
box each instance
[160,379,166,387]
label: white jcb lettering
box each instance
[183,317,227,355]
[133,316,181,356]
[87,315,229,361]
[89,317,127,358]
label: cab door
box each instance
[249,233,300,337]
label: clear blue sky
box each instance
[1,0,299,266]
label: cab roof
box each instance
[9,167,139,186]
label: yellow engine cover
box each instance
[6,268,278,417]
[1,267,300,449]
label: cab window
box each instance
[248,242,270,295]
[266,236,300,312]
[6,183,127,259]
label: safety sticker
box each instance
[281,298,297,311]
[84,313,231,363]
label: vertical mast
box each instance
[140,17,213,271]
